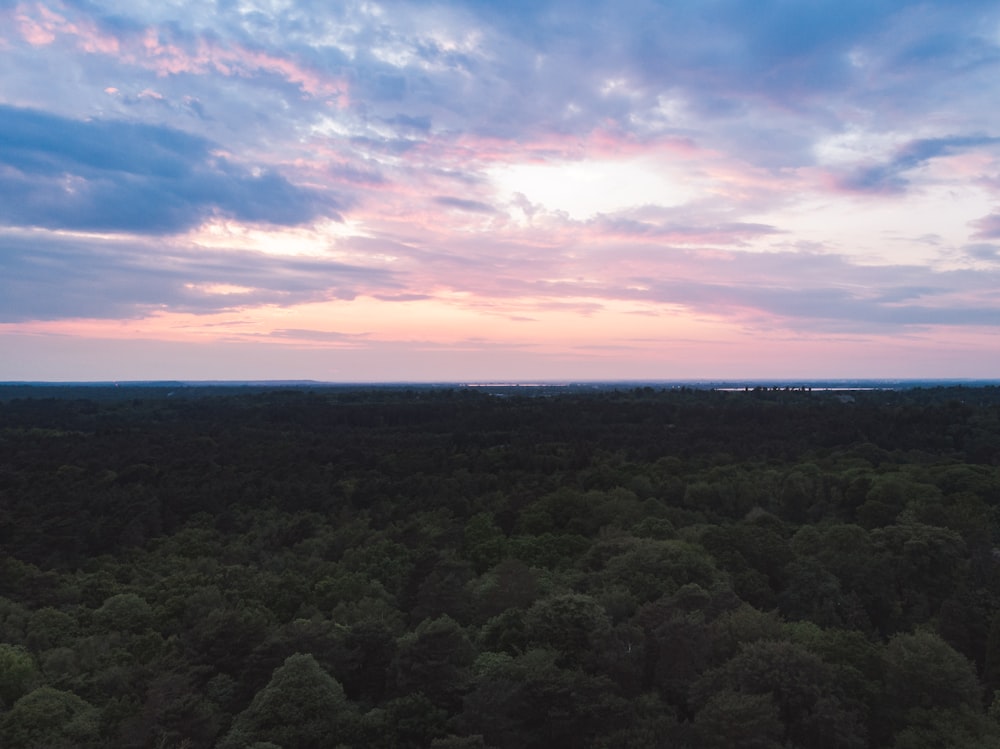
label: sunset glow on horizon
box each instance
[3,1,1000,381]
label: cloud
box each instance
[0,230,394,321]
[384,114,433,132]
[378,215,1000,332]
[593,215,780,244]
[963,243,1000,261]
[971,214,1000,240]
[836,135,1000,194]
[433,196,496,213]
[372,293,434,302]
[332,190,1000,331]
[268,329,372,343]
[0,105,339,233]
[617,252,1000,331]
[9,1,348,100]
[288,0,996,187]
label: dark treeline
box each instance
[2,385,1000,747]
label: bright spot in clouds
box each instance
[184,283,256,296]
[490,159,695,221]
[192,219,368,259]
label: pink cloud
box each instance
[14,2,59,45]
[13,2,119,51]
[433,129,707,169]
[12,2,348,103]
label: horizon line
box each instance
[3,378,1000,387]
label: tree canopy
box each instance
[2,383,1000,746]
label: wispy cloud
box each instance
[433,196,496,213]
[836,135,1000,194]
[0,230,393,321]
[10,1,349,101]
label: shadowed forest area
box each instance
[3,385,1000,747]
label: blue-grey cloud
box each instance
[963,243,1000,261]
[624,252,1000,330]
[372,293,434,302]
[594,217,779,242]
[268,329,371,342]
[972,214,1000,240]
[0,231,393,321]
[837,135,1000,194]
[433,239,1000,332]
[8,0,998,178]
[433,196,496,213]
[384,114,432,132]
[0,105,340,234]
[328,163,386,186]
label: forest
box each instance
[2,384,1000,748]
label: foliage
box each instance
[218,653,353,749]
[1,686,99,748]
[2,384,1000,746]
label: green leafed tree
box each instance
[392,615,475,711]
[878,628,986,745]
[890,707,1000,749]
[692,639,866,749]
[693,689,784,749]
[460,648,628,749]
[462,512,508,574]
[218,652,354,749]
[523,593,612,668]
[92,592,154,633]
[0,643,39,708]
[1,686,100,749]
[883,630,982,713]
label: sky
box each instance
[3,0,1000,381]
